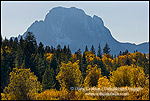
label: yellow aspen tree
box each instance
[4,68,42,100]
[98,76,114,88]
[110,65,145,87]
[56,60,83,91]
[84,65,102,87]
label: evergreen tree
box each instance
[118,51,122,57]
[51,46,54,53]
[9,37,13,48]
[90,45,96,54]
[37,42,45,57]
[114,54,116,59]
[125,54,131,66]
[56,44,61,52]
[34,53,46,83]
[122,49,129,55]
[85,45,89,52]
[53,48,56,53]
[75,48,82,55]
[103,43,110,54]
[56,44,62,63]
[66,45,72,60]
[13,37,18,51]
[125,49,128,54]
[1,48,11,92]
[97,43,102,58]
[96,59,108,76]
[1,33,2,45]
[15,36,25,68]
[19,36,24,49]
[50,55,59,74]
[24,32,37,55]
[143,54,149,74]
[2,37,9,48]
[50,55,60,90]
[1,43,15,92]
[135,53,149,74]
[23,32,37,72]
[15,44,24,68]
[81,53,88,79]
[63,45,67,54]
[42,67,56,91]
[45,46,51,53]
[111,54,114,59]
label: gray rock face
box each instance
[21,6,149,54]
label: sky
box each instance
[1,1,149,45]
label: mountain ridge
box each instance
[12,6,149,55]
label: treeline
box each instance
[1,32,149,100]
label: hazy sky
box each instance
[1,1,149,45]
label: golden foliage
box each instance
[71,54,78,62]
[98,76,114,88]
[33,89,99,100]
[146,53,149,60]
[44,53,53,63]
[1,46,11,60]
[132,52,144,59]
[3,68,42,100]
[96,56,101,61]
[1,48,3,60]
[116,54,132,66]
[1,48,3,55]
[102,54,112,72]
[110,65,145,87]
[102,53,112,59]
[56,60,83,90]
[84,65,102,87]
[34,89,62,100]
[84,51,96,63]
[141,75,149,100]
[1,93,7,100]
[4,46,11,54]
[1,44,149,100]
[86,65,93,74]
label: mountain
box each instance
[18,6,149,55]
